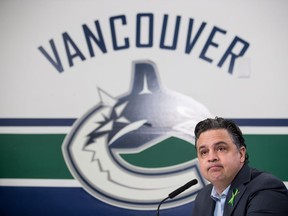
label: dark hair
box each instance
[194,117,249,163]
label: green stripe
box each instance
[245,135,288,181]
[0,134,72,179]
[0,134,287,181]
[120,137,197,168]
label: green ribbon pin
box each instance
[228,188,240,206]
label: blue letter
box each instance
[199,26,226,63]
[160,15,181,50]
[63,32,86,67]
[136,13,153,47]
[83,21,107,57]
[185,19,206,54]
[38,39,64,73]
[217,36,250,74]
[110,15,129,50]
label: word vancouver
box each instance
[38,13,250,74]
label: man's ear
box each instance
[239,146,246,163]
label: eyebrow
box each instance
[198,141,228,150]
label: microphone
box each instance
[156,179,198,216]
[168,179,198,199]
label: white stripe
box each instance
[1,126,288,134]
[240,127,288,134]
[0,179,81,187]
[0,178,287,189]
[0,127,71,134]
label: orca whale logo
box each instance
[62,60,211,210]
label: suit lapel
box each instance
[207,197,216,216]
[223,165,251,216]
[203,186,216,216]
[224,184,247,216]
[194,184,216,216]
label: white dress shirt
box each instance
[210,185,231,216]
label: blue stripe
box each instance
[0,186,194,216]
[0,118,75,127]
[0,118,288,127]
[230,118,288,127]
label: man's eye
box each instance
[217,146,226,151]
[200,150,207,156]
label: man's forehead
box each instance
[197,129,232,147]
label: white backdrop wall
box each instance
[0,1,288,215]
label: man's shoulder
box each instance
[196,183,213,197]
[248,167,287,191]
[239,167,288,215]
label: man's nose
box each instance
[208,151,219,162]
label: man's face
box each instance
[196,129,246,191]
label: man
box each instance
[192,117,288,216]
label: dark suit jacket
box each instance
[192,164,288,216]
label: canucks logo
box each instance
[62,60,211,210]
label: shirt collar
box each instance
[210,185,231,201]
